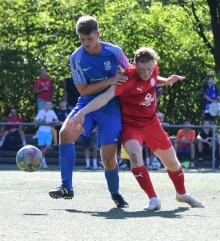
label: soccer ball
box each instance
[16,145,42,172]
[151,159,161,170]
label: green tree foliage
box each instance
[0,0,218,133]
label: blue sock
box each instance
[59,144,75,189]
[104,165,119,197]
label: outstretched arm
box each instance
[157,75,185,86]
[69,86,116,130]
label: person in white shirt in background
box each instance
[34,101,59,168]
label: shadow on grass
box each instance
[23,213,49,216]
[64,207,190,219]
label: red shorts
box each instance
[120,120,172,152]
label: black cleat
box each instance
[112,194,129,208]
[49,185,74,199]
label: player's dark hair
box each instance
[134,46,160,64]
[76,15,99,35]
[183,118,191,123]
[10,107,17,113]
[207,75,214,80]
[59,98,66,103]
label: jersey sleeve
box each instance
[70,49,87,85]
[215,85,220,96]
[202,85,208,96]
[52,111,58,120]
[176,129,182,140]
[18,117,23,123]
[116,48,130,70]
[33,80,38,88]
[192,130,196,139]
[35,111,42,120]
[114,68,134,96]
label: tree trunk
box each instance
[207,0,220,73]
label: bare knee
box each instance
[102,155,117,171]
[130,152,139,164]
[60,126,74,143]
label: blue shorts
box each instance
[38,131,52,146]
[180,146,189,155]
[68,97,122,146]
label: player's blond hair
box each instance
[134,46,160,64]
[76,15,99,35]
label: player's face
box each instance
[135,60,155,81]
[79,31,100,54]
[44,102,51,110]
[208,77,214,85]
[60,101,67,108]
[40,70,47,79]
[11,109,17,117]
[203,121,210,129]
[183,121,191,132]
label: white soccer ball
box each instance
[151,160,161,170]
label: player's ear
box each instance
[97,31,101,38]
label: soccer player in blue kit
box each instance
[49,15,130,208]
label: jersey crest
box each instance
[150,78,156,87]
[104,61,111,70]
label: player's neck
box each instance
[87,42,102,55]
[203,128,209,134]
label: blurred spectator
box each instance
[34,101,59,168]
[33,69,54,139]
[202,75,220,125]
[157,112,169,126]
[81,128,98,170]
[119,144,131,170]
[174,118,196,168]
[0,107,26,149]
[33,69,54,111]
[62,77,81,110]
[53,98,71,145]
[197,120,213,165]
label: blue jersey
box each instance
[70,42,129,111]
[203,84,219,112]
[156,86,162,92]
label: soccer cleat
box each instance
[176,193,204,208]
[144,197,161,211]
[49,185,74,199]
[112,194,129,208]
[85,166,91,169]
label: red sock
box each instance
[167,167,186,195]
[131,165,157,199]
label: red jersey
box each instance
[33,78,53,100]
[114,65,159,128]
[4,116,23,131]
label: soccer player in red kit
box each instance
[70,46,204,210]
